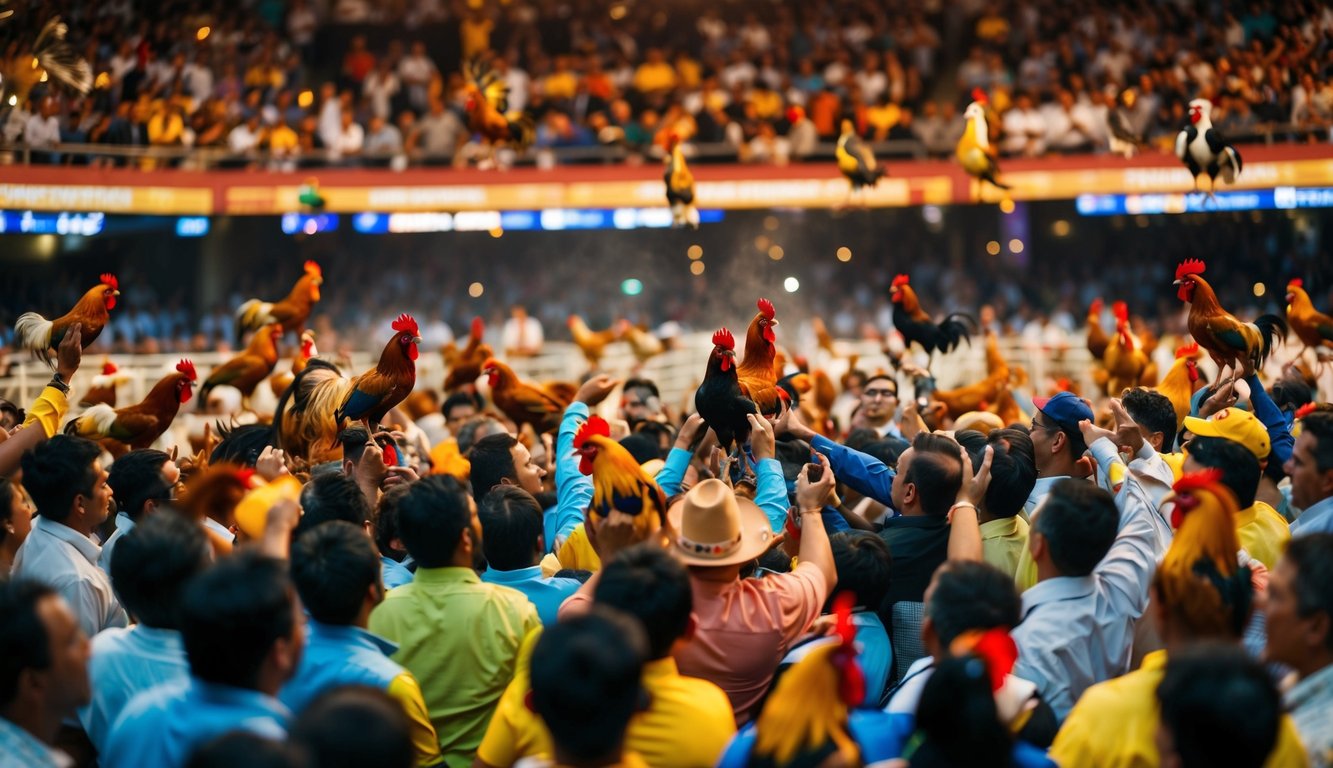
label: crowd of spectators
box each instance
[0,0,1330,169]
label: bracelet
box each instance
[798,506,824,516]
[947,501,977,525]
[47,373,70,395]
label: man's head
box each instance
[620,379,662,426]
[106,449,179,523]
[1264,533,1333,675]
[1285,412,1333,510]
[970,429,1037,519]
[1156,645,1280,768]
[0,581,91,720]
[456,416,506,457]
[20,436,110,533]
[397,475,482,569]
[890,433,963,518]
[477,486,545,571]
[1183,436,1260,509]
[181,551,303,693]
[374,484,409,562]
[829,532,893,612]
[291,686,414,768]
[296,472,373,538]
[529,610,647,766]
[1121,388,1178,452]
[441,392,478,436]
[110,512,211,630]
[1029,479,1119,578]
[339,426,387,480]
[859,375,899,426]
[291,521,384,628]
[593,544,693,660]
[469,433,545,500]
[922,560,1021,659]
[1029,392,1093,475]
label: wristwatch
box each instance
[48,372,71,395]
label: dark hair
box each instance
[181,551,296,688]
[912,655,1013,767]
[829,532,893,611]
[863,374,898,396]
[530,610,647,763]
[926,560,1022,646]
[468,433,519,501]
[1121,389,1178,445]
[211,423,274,467]
[290,686,414,768]
[338,426,372,466]
[623,377,660,400]
[441,391,478,421]
[1302,412,1333,473]
[0,580,57,707]
[296,472,373,537]
[862,438,909,469]
[456,417,504,456]
[397,475,473,568]
[1186,436,1261,509]
[187,732,298,768]
[631,421,674,457]
[21,435,101,523]
[478,486,544,571]
[1269,379,1314,413]
[106,449,171,521]
[374,484,410,561]
[844,428,881,452]
[1034,480,1119,577]
[954,429,988,456]
[904,433,964,518]
[0,478,17,547]
[1156,644,1280,768]
[291,521,382,626]
[593,544,693,659]
[617,434,659,466]
[1284,533,1333,652]
[110,512,211,629]
[974,429,1037,519]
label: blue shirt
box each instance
[97,512,136,572]
[1245,374,1295,466]
[811,435,896,511]
[716,709,902,767]
[382,555,414,590]
[103,678,290,768]
[852,612,892,708]
[479,565,580,626]
[279,621,405,714]
[0,717,66,768]
[1291,496,1333,538]
[80,625,189,754]
[549,402,594,551]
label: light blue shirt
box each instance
[1024,475,1069,516]
[12,515,128,639]
[657,447,789,533]
[97,512,136,572]
[80,625,188,754]
[279,621,406,714]
[549,402,594,551]
[103,678,290,768]
[653,447,693,497]
[479,565,580,626]
[0,716,68,768]
[1290,496,1333,539]
[1011,438,1164,721]
[852,612,892,708]
[382,555,414,590]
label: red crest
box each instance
[1288,278,1303,290]
[973,628,1019,692]
[1295,403,1318,420]
[392,313,420,337]
[891,274,911,288]
[101,361,117,375]
[1174,342,1199,359]
[303,260,322,278]
[573,415,611,450]
[470,316,484,340]
[757,298,775,320]
[1169,468,1223,528]
[971,87,988,105]
[712,328,735,350]
[1112,301,1129,323]
[1175,259,1206,280]
[175,359,198,381]
[99,273,119,291]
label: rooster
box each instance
[664,132,700,229]
[1176,99,1242,196]
[568,315,621,367]
[957,89,1010,194]
[481,358,570,434]
[442,317,493,392]
[737,298,785,417]
[1285,279,1333,361]
[933,331,1012,419]
[65,360,197,455]
[836,119,884,206]
[15,273,119,366]
[333,314,421,430]
[0,13,93,100]
[1173,259,1286,387]
[620,321,664,365]
[574,415,667,542]
[889,274,974,366]
[463,55,535,163]
[812,316,838,357]
[1107,88,1145,159]
[234,260,322,342]
[1086,299,1110,360]
[694,328,757,452]
[1103,302,1153,395]
[200,324,283,409]
[79,361,129,409]
[268,330,318,399]
[1154,343,1205,430]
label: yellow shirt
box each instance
[268,125,299,153]
[1050,650,1310,768]
[148,112,184,145]
[385,673,446,766]
[477,648,736,768]
[23,386,69,438]
[543,71,578,101]
[980,515,1029,580]
[749,89,783,120]
[1014,543,1038,593]
[460,18,494,59]
[1235,501,1291,570]
[554,522,601,572]
[632,62,677,94]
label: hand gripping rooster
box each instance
[235,260,322,343]
[574,415,667,542]
[957,89,1010,195]
[66,360,197,456]
[889,274,975,368]
[1176,99,1242,196]
[835,119,884,207]
[1173,259,1285,390]
[694,328,758,452]
[664,132,700,229]
[15,273,119,366]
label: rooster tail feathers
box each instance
[15,312,54,359]
[235,299,273,343]
[508,112,536,152]
[65,403,116,438]
[941,313,978,352]
[34,17,93,95]
[1221,146,1242,183]
[1253,313,1287,364]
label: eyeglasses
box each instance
[864,388,898,400]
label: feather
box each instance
[33,16,92,95]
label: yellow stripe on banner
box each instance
[0,184,213,214]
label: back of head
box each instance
[21,435,100,523]
[1122,388,1178,447]
[926,560,1022,647]
[338,425,372,465]
[211,423,275,467]
[296,471,372,536]
[971,432,1036,519]
[375,484,409,560]
[397,475,472,568]
[478,486,543,571]
[912,655,1013,768]
[1156,644,1280,768]
[862,438,909,470]
[111,512,211,629]
[291,521,382,626]
[1035,479,1119,577]
[291,685,414,768]
[1185,436,1260,508]
[829,531,893,612]
[1156,472,1250,640]
[0,580,58,709]
[182,550,295,688]
[905,433,964,518]
[468,432,519,501]
[107,449,171,521]
[593,543,692,659]
[618,433,660,465]
[456,416,505,457]
[186,732,298,768]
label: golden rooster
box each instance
[737,298,785,416]
[620,321,664,365]
[812,316,838,357]
[957,89,1010,195]
[664,132,699,229]
[1154,342,1205,431]
[933,331,1012,420]
[835,119,884,206]
[268,330,318,399]
[200,324,283,409]
[15,273,119,365]
[1285,278,1333,360]
[481,358,571,434]
[568,315,621,368]
[1173,259,1286,386]
[463,55,535,163]
[574,415,667,542]
[442,317,493,392]
[1103,302,1153,396]
[235,260,322,342]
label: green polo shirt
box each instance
[369,567,540,768]
[980,515,1030,580]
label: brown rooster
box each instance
[737,298,785,416]
[234,260,322,342]
[200,324,283,409]
[66,360,197,456]
[269,330,318,399]
[463,56,535,160]
[481,357,571,434]
[1286,279,1333,360]
[79,360,129,408]
[15,273,119,366]
[442,317,493,392]
[1103,302,1153,396]
[620,321,664,364]
[568,315,621,367]
[933,331,1012,420]
[1086,299,1110,360]
[812,316,838,357]
[1173,259,1286,386]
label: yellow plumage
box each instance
[957,96,1010,192]
[751,643,860,766]
[575,416,667,542]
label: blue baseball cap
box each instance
[1032,391,1094,432]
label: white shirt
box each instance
[80,625,189,754]
[335,122,365,155]
[24,114,61,148]
[12,516,129,638]
[98,512,136,572]
[502,316,545,355]
[203,516,236,544]
[228,123,264,153]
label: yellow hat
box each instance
[1182,408,1270,462]
[233,475,303,540]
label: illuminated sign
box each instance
[280,213,339,234]
[352,208,724,234]
[175,217,210,237]
[0,210,105,235]
[1075,187,1333,217]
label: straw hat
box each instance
[668,478,773,567]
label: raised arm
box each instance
[1245,373,1294,466]
[549,376,620,550]
[777,407,896,508]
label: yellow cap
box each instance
[233,475,303,540]
[1182,408,1270,462]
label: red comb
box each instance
[1175,342,1199,359]
[1089,298,1103,313]
[1112,301,1128,322]
[1296,403,1318,420]
[757,298,775,320]
[1288,278,1303,289]
[712,328,735,350]
[573,415,611,450]
[973,628,1018,692]
[99,273,118,291]
[304,260,321,277]
[470,316,484,340]
[972,87,988,105]
[176,359,197,381]
[391,313,420,337]
[1175,259,1206,280]
[891,274,910,288]
[101,361,117,375]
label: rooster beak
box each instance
[769,320,780,327]
[112,290,121,296]
[1172,279,1182,286]
[413,336,423,345]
